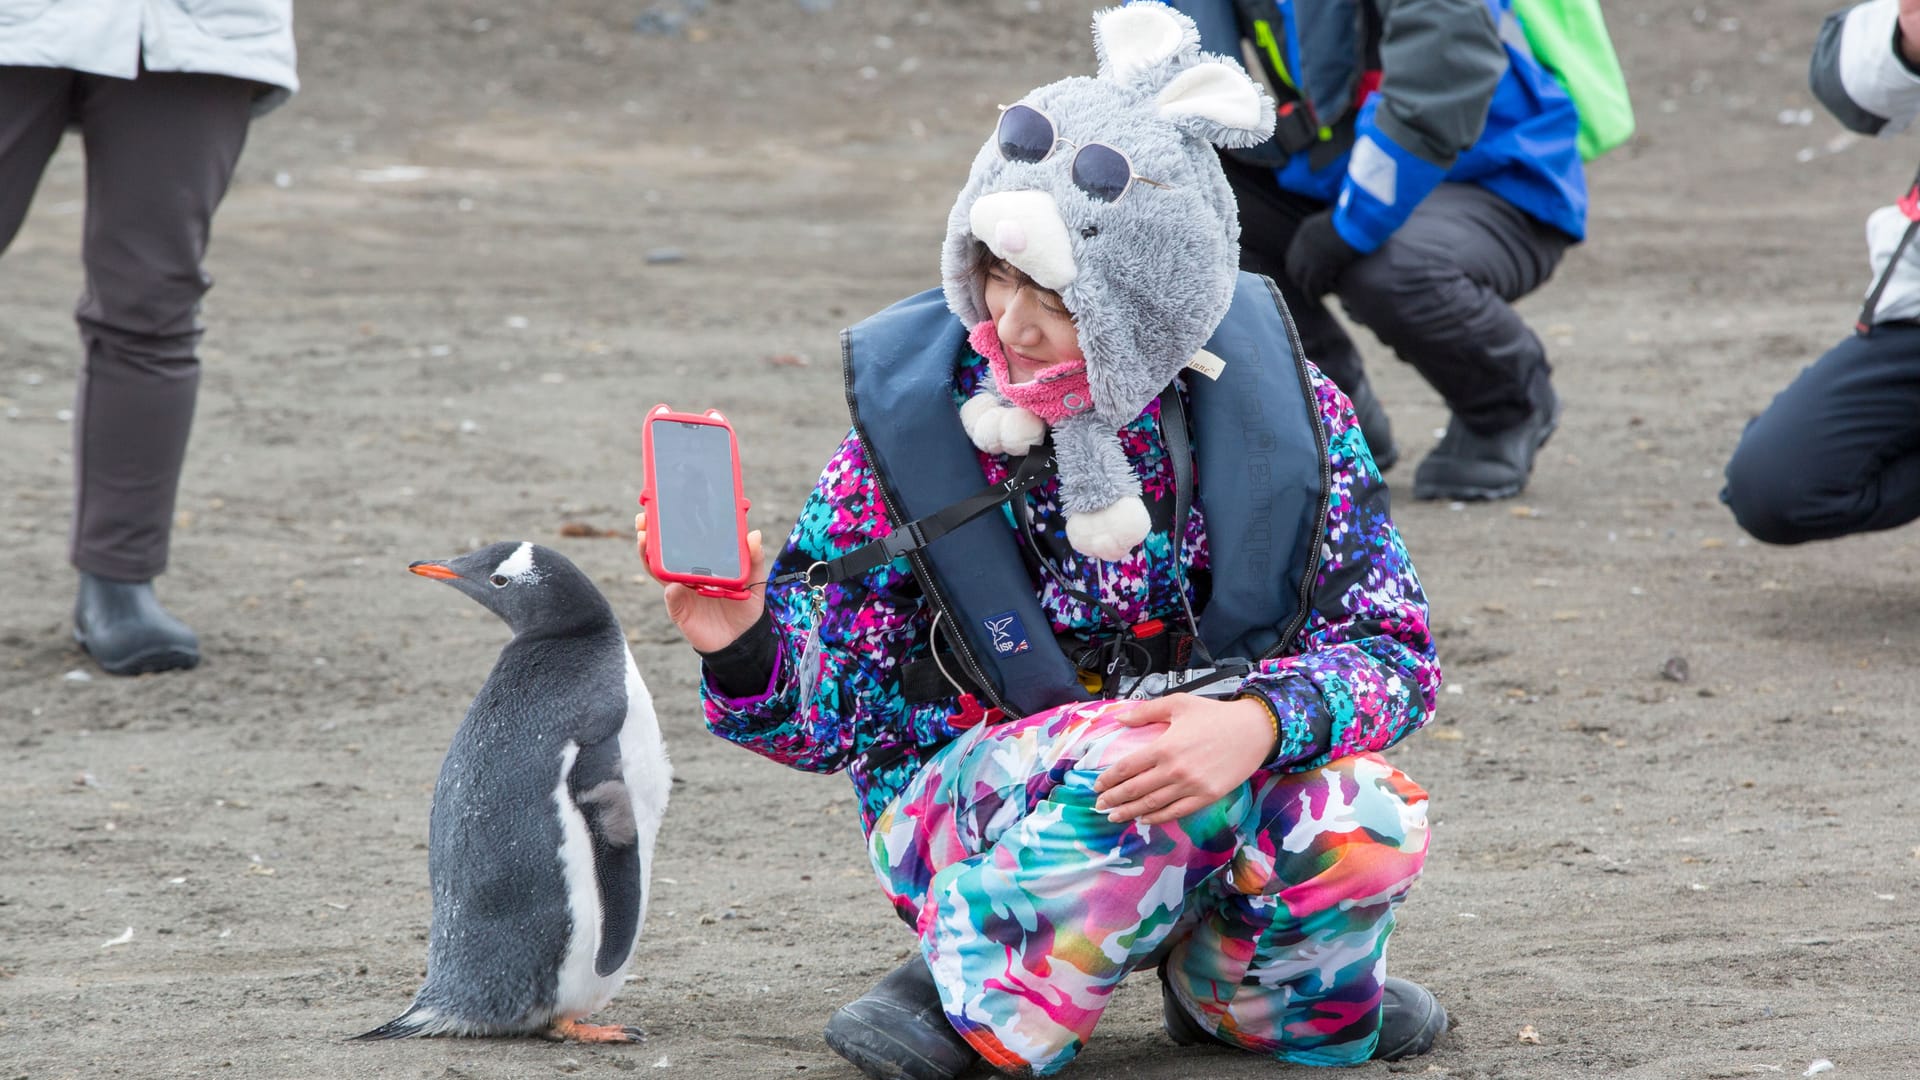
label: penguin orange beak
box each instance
[409,562,460,580]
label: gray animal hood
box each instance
[941,4,1275,561]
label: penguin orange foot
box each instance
[545,1019,646,1043]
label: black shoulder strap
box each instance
[787,382,1191,594]
[1161,384,1194,543]
[773,450,1056,589]
[1228,0,1321,158]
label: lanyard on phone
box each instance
[771,449,1059,590]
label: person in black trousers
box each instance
[0,4,298,673]
[1723,0,1920,544]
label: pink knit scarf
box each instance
[968,321,1095,424]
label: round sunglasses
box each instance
[995,104,1173,204]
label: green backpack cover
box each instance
[1511,0,1635,160]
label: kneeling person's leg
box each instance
[1339,186,1570,500]
[1338,186,1567,436]
[1163,753,1432,1066]
[1722,325,1920,544]
[870,700,1249,1076]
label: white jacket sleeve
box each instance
[1812,0,1920,135]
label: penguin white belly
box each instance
[550,742,620,1020]
[616,649,670,930]
[548,649,670,1022]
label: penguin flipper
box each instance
[568,740,643,978]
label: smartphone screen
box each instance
[651,419,742,579]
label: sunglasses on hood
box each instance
[995,104,1173,204]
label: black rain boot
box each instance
[823,958,979,1080]
[1160,969,1229,1048]
[1161,967,1447,1062]
[1345,375,1399,473]
[1411,382,1561,501]
[1370,977,1447,1061]
[73,571,201,676]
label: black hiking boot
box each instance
[1161,969,1447,1061]
[823,958,979,1080]
[73,571,201,676]
[1346,375,1399,473]
[1412,383,1561,501]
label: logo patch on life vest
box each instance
[983,611,1031,655]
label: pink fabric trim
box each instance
[702,647,783,709]
[968,321,1095,424]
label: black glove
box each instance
[1283,210,1363,299]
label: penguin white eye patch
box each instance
[489,541,542,586]
[995,104,1173,204]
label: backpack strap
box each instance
[1215,0,1321,163]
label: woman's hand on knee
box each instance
[1091,695,1276,825]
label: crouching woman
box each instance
[635,7,1445,1076]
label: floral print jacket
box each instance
[702,346,1441,832]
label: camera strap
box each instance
[771,449,1058,589]
[1857,161,1920,334]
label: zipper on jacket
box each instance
[1261,277,1332,661]
[840,329,1016,719]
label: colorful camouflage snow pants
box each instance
[868,699,1430,1075]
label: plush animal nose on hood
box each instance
[969,190,1078,292]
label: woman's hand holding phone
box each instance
[635,511,771,653]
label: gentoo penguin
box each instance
[360,541,670,1043]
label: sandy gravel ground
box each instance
[4,1,1918,1077]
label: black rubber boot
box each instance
[823,959,979,1080]
[1370,977,1447,1061]
[1411,383,1561,501]
[73,571,201,676]
[1160,973,1228,1048]
[1346,375,1399,473]
[1161,968,1446,1061]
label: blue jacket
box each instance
[1166,0,1586,250]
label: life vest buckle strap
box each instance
[881,520,929,560]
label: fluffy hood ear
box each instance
[941,2,1257,433]
[1092,3,1199,82]
[1157,60,1276,149]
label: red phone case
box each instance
[638,404,754,599]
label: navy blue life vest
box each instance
[841,271,1329,719]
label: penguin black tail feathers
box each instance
[354,1005,437,1040]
